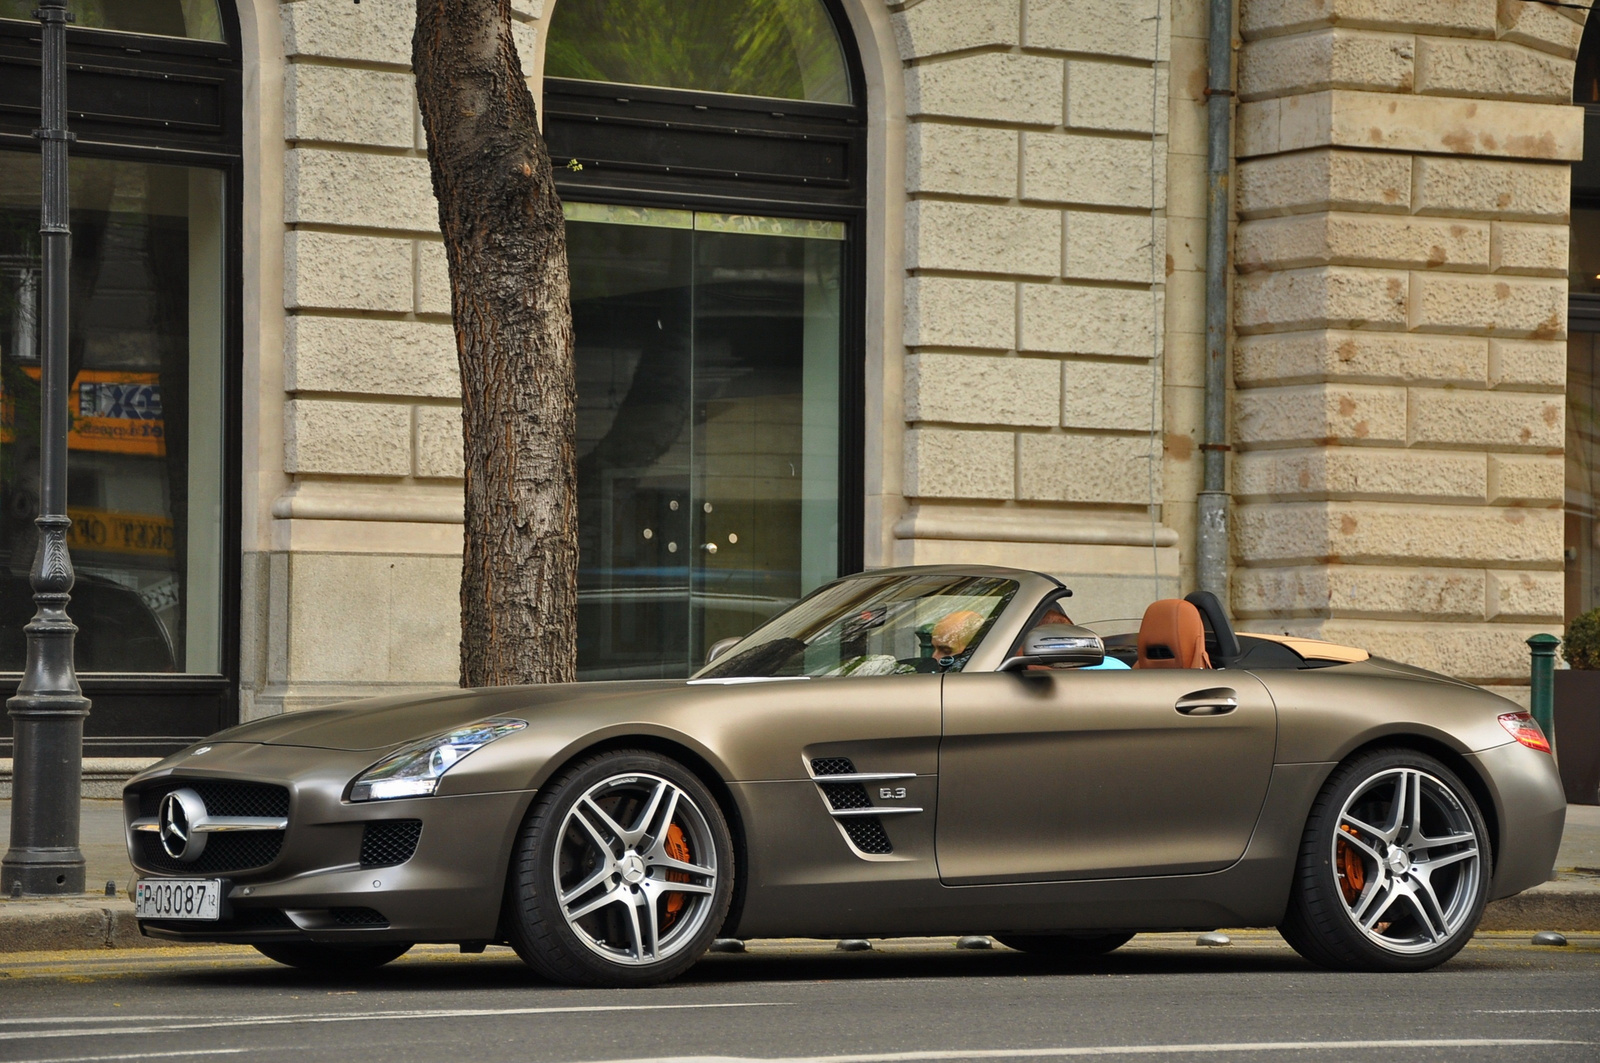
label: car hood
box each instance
[205,680,691,752]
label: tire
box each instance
[1279,748,1491,973]
[994,932,1135,958]
[505,749,735,987]
[252,941,412,971]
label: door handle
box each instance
[1175,687,1238,716]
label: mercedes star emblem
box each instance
[157,789,209,862]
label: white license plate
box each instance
[134,879,222,921]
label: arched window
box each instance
[0,5,242,755]
[543,0,866,680]
[546,0,850,103]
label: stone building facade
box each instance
[1,0,1596,782]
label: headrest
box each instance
[1135,599,1211,670]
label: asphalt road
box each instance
[0,933,1596,1063]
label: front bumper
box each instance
[126,745,535,945]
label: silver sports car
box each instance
[123,565,1565,985]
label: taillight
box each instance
[1498,712,1552,753]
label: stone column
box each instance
[241,0,501,716]
[1232,0,1588,691]
[890,0,1179,619]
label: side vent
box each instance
[809,756,895,856]
[819,782,872,810]
[841,818,893,855]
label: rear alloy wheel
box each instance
[506,750,734,986]
[1280,749,1490,972]
[252,942,412,971]
[994,932,1134,959]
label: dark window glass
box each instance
[0,0,223,41]
[567,204,843,679]
[1579,20,1600,105]
[546,0,851,104]
[0,153,225,673]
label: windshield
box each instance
[693,574,1019,679]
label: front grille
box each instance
[360,820,422,868]
[331,907,389,927]
[842,817,893,854]
[133,830,285,876]
[819,782,872,810]
[811,757,855,776]
[135,780,289,819]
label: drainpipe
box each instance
[1195,0,1235,604]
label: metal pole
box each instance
[1,0,88,898]
[1195,0,1234,604]
[1527,633,1559,753]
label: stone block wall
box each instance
[243,0,510,715]
[890,0,1180,618]
[1231,0,1588,686]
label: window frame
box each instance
[0,9,242,759]
[544,0,868,579]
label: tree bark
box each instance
[414,0,577,687]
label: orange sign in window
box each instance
[0,367,166,456]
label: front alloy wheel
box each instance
[1280,749,1490,972]
[506,750,733,986]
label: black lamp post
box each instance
[1,0,88,898]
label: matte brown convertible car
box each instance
[123,565,1565,985]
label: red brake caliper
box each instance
[1336,824,1366,905]
[662,823,691,929]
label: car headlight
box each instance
[349,718,527,801]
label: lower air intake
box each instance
[331,907,390,927]
[360,820,422,868]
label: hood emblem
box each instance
[158,789,209,862]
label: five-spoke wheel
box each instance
[506,750,734,985]
[1280,748,1490,972]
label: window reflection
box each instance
[546,0,851,104]
[0,154,224,673]
[567,203,844,679]
[0,0,223,41]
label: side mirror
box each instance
[998,624,1106,672]
[705,636,742,666]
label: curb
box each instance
[0,897,172,953]
[1479,889,1600,932]
[0,891,1596,954]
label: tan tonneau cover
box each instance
[1239,631,1369,663]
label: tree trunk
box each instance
[413,0,577,687]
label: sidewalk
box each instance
[0,801,1597,952]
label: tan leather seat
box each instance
[1134,599,1211,669]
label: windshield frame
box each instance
[689,566,1063,679]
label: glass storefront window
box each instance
[0,0,223,41]
[1570,208,1600,295]
[1570,329,1600,622]
[0,154,225,673]
[546,0,851,104]
[566,202,844,679]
